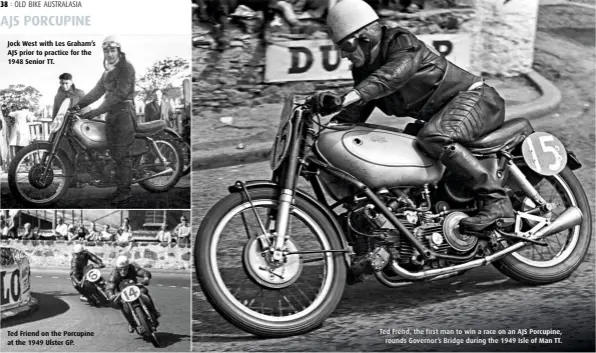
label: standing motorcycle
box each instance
[80,264,109,307]
[113,279,161,347]
[195,94,592,338]
[7,98,184,207]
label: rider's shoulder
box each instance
[385,27,420,50]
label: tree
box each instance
[0,84,42,116]
[136,57,191,103]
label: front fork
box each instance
[270,110,305,262]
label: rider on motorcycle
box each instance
[314,0,514,231]
[70,244,106,301]
[71,35,137,206]
[107,255,161,332]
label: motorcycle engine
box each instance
[346,196,478,270]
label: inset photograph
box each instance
[1,209,191,351]
[0,34,191,209]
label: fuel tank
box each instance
[72,119,108,149]
[315,124,445,189]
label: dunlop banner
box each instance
[264,34,471,83]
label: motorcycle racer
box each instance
[71,35,137,206]
[70,244,106,301]
[313,0,514,232]
[107,255,161,333]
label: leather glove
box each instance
[311,91,344,116]
[81,109,97,120]
[140,278,150,286]
[67,105,81,113]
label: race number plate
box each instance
[121,285,141,303]
[85,269,101,283]
[521,132,567,176]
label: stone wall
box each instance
[193,9,475,110]
[470,0,539,76]
[0,239,191,271]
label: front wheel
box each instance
[7,142,73,207]
[195,187,347,338]
[494,167,592,284]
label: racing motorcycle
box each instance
[7,98,184,207]
[195,94,592,338]
[113,279,161,347]
[79,264,109,307]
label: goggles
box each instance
[102,41,120,49]
[337,36,360,53]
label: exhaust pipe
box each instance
[390,243,525,280]
[390,206,583,281]
[530,206,582,240]
[133,167,174,183]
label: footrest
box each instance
[495,218,515,228]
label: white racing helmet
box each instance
[116,255,129,268]
[102,36,122,49]
[73,244,84,253]
[326,0,379,43]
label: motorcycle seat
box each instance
[135,120,167,136]
[465,118,534,154]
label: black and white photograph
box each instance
[191,0,595,351]
[0,0,192,209]
[1,209,192,351]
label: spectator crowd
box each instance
[1,212,192,246]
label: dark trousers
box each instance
[417,85,505,159]
[106,104,136,195]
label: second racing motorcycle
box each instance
[114,279,161,347]
[8,98,184,207]
[195,94,592,338]
[80,264,109,307]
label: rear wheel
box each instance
[494,167,592,284]
[138,139,183,192]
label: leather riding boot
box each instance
[439,143,514,231]
[111,160,132,205]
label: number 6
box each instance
[539,135,562,171]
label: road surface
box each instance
[1,269,191,352]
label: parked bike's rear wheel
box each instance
[138,139,183,192]
[195,188,346,338]
[7,143,73,207]
[494,167,592,284]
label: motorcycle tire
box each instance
[156,130,190,176]
[134,306,153,336]
[138,139,184,193]
[8,142,73,207]
[179,139,191,177]
[195,187,347,338]
[493,167,592,284]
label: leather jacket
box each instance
[70,250,103,280]
[335,26,482,123]
[106,264,152,296]
[77,52,136,116]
